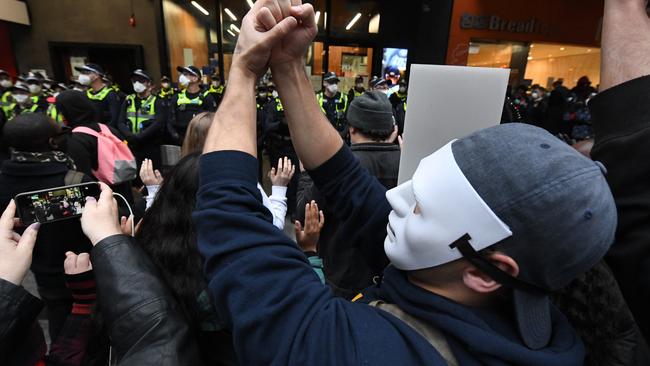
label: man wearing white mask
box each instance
[118,69,167,169]
[192,1,620,365]
[167,65,217,144]
[74,63,121,128]
[316,71,348,138]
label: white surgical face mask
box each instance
[531,92,540,99]
[272,90,279,98]
[133,81,147,93]
[179,74,190,87]
[399,87,407,93]
[0,79,12,88]
[258,92,267,99]
[161,82,170,89]
[78,74,92,86]
[356,83,364,89]
[326,84,338,94]
[212,81,220,87]
[28,84,42,94]
[53,92,60,98]
[13,94,29,104]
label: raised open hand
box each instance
[268,156,296,186]
[140,159,163,186]
[295,201,325,252]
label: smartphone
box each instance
[160,145,181,167]
[14,182,101,225]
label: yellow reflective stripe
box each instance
[351,293,363,302]
[275,98,284,111]
[86,87,111,101]
[177,90,203,106]
[126,94,157,133]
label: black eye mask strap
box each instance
[449,234,547,294]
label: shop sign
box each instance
[460,13,549,34]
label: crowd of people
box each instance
[1,0,650,365]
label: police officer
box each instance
[389,79,408,135]
[158,76,175,99]
[24,72,48,108]
[74,63,122,128]
[316,71,348,138]
[2,82,48,121]
[118,69,167,169]
[0,70,13,116]
[104,74,126,103]
[46,83,69,125]
[347,75,365,103]
[204,74,225,108]
[168,65,217,143]
[369,76,389,93]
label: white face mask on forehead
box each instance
[384,140,513,271]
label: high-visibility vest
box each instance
[47,103,64,124]
[203,84,224,98]
[4,96,41,120]
[1,91,15,118]
[316,92,348,115]
[177,90,203,108]
[126,94,157,134]
[275,98,284,112]
[159,87,175,99]
[87,86,112,101]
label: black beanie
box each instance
[347,91,395,133]
[55,90,98,127]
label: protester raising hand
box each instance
[80,183,122,246]
[140,158,163,186]
[295,200,325,253]
[0,200,39,285]
[268,156,296,187]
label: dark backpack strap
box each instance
[64,170,85,186]
[369,301,459,366]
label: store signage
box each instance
[460,13,549,34]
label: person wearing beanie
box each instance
[192,7,619,365]
[297,90,400,298]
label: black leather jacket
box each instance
[92,234,203,365]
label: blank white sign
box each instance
[398,65,510,184]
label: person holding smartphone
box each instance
[0,113,93,341]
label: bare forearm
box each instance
[273,62,342,169]
[203,64,257,156]
[601,0,650,91]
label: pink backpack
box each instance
[72,124,137,185]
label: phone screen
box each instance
[15,183,101,225]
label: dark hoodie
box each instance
[194,147,585,365]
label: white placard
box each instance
[183,48,194,67]
[398,65,510,184]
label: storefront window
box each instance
[524,43,600,89]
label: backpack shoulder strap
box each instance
[369,301,459,366]
[64,170,85,186]
[97,123,112,135]
[72,126,100,137]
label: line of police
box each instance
[0,65,408,177]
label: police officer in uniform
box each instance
[389,79,408,135]
[347,75,366,103]
[24,72,48,110]
[158,76,176,99]
[316,71,348,138]
[74,63,122,128]
[168,65,217,143]
[265,92,299,216]
[118,69,167,169]
[0,70,14,118]
[46,83,69,125]
[2,82,48,121]
[204,74,225,108]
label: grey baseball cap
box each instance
[450,123,616,349]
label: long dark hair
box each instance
[135,152,204,326]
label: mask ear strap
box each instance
[449,234,547,294]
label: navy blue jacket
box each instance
[195,146,585,365]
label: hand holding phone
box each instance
[80,183,123,246]
[14,182,101,226]
[0,200,39,285]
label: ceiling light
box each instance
[247,0,254,8]
[227,29,236,37]
[529,44,534,48]
[224,8,237,21]
[560,47,566,51]
[346,13,362,31]
[324,12,327,29]
[315,11,321,25]
[527,56,533,60]
[587,49,592,52]
[191,1,209,16]
[230,24,240,33]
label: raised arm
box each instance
[600,0,650,91]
